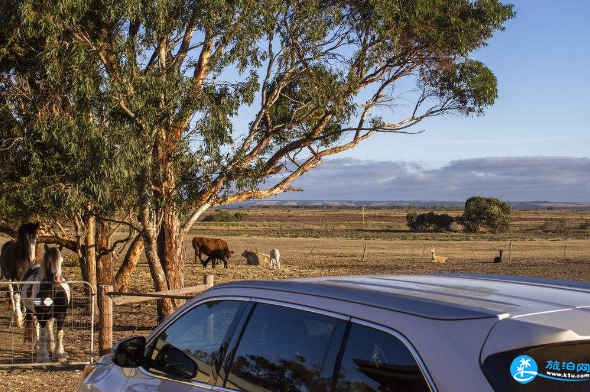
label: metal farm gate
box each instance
[0,281,94,367]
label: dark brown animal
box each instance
[192,237,233,264]
[202,249,228,269]
[0,222,39,329]
[494,249,504,263]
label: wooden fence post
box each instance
[509,241,513,262]
[99,285,113,356]
[204,274,214,288]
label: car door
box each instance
[122,299,249,392]
[219,301,348,392]
[332,320,433,392]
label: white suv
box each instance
[79,274,590,392]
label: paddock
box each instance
[0,233,589,390]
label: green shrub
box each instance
[540,218,569,233]
[203,210,250,222]
[203,211,237,222]
[406,212,418,230]
[233,212,250,221]
[406,211,454,232]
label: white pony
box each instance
[270,248,281,269]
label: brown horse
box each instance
[0,222,39,328]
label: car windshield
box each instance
[483,341,590,392]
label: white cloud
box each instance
[437,137,590,145]
[271,156,590,201]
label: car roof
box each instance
[212,274,590,321]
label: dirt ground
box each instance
[1,208,590,391]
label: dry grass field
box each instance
[1,207,589,391]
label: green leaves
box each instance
[1,0,514,227]
[435,60,498,115]
[406,211,454,232]
[460,196,511,233]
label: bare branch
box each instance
[171,11,199,73]
[98,231,133,258]
[180,202,212,236]
[95,216,141,233]
[0,224,17,238]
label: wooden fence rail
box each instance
[98,274,214,355]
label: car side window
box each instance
[226,303,339,392]
[335,323,430,392]
[146,300,246,384]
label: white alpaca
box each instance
[270,248,281,269]
[430,248,448,263]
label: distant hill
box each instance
[222,200,590,210]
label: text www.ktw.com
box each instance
[546,372,590,379]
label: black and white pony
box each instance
[0,222,39,329]
[21,246,70,362]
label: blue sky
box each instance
[339,0,590,166]
[269,0,590,202]
[216,1,589,201]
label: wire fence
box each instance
[0,281,94,367]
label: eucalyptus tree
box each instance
[1,0,514,316]
[460,196,512,233]
[0,75,141,292]
[0,4,142,292]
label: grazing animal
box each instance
[270,248,281,270]
[494,249,504,263]
[241,250,270,266]
[430,248,448,263]
[241,250,259,266]
[192,237,233,264]
[202,249,228,269]
[0,222,40,328]
[21,246,70,362]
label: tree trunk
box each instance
[115,233,144,292]
[143,229,175,320]
[73,216,91,308]
[85,215,97,294]
[79,253,89,283]
[35,243,43,263]
[138,169,175,320]
[158,209,184,308]
[96,218,113,286]
[151,129,185,316]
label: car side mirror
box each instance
[112,336,146,368]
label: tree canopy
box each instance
[1,0,515,316]
[460,196,512,233]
